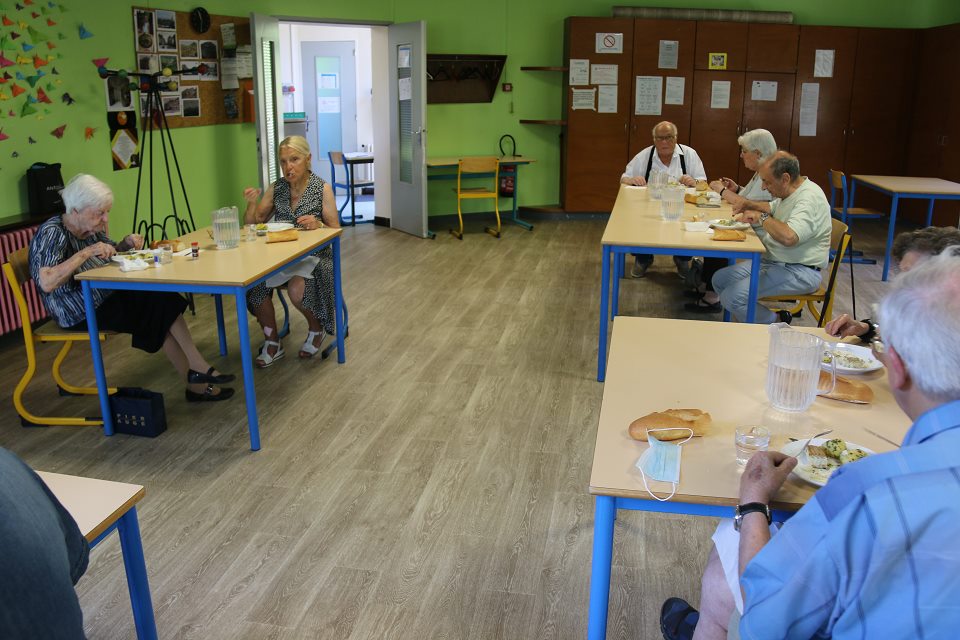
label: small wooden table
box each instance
[586,316,910,640]
[598,185,767,380]
[341,152,374,227]
[75,226,346,451]
[850,175,960,281]
[38,471,156,640]
[427,155,536,230]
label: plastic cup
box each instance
[735,425,770,466]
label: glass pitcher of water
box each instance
[660,184,685,221]
[211,206,240,249]
[648,170,667,200]
[766,323,837,412]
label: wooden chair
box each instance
[761,218,851,328]
[2,247,115,427]
[451,156,501,239]
[828,168,881,266]
[328,151,374,226]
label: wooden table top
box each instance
[343,152,374,163]
[852,175,960,196]
[427,155,534,167]
[589,317,910,512]
[76,226,342,288]
[601,184,767,255]
[37,471,145,543]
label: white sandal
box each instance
[256,340,285,368]
[299,330,324,359]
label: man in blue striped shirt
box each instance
[662,248,960,640]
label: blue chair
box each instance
[328,151,374,226]
[827,169,881,265]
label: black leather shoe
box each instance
[684,297,722,314]
[777,310,794,325]
[185,385,235,403]
[187,367,236,384]
[661,597,699,640]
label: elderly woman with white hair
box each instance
[685,129,778,314]
[28,174,234,402]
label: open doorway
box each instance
[278,23,387,225]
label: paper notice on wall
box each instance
[398,77,412,101]
[799,82,820,136]
[711,80,731,109]
[595,32,623,54]
[664,76,685,105]
[591,64,618,85]
[658,40,679,69]
[569,59,590,85]
[634,75,662,115]
[235,45,253,79]
[571,88,596,110]
[398,46,411,69]
[220,23,236,50]
[220,57,239,89]
[814,49,835,78]
[318,97,341,113]
[751,80,778,102]
[598,85,617,113]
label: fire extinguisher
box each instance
[499,134,518,197]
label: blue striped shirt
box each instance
[28,216,115,328]
[740,400,960,639]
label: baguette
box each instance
[628,408,712,441]
[819,371,874,404]
[712,229,746,241]
[266,229,299,243]
[150,239,187,252]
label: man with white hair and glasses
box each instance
[661,247,960,639]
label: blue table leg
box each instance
[333,236,346,364]
[882,194,899,282]
[722,257,735,323]
[347,163,357,226]
[598,246,611,382]
[746,253,760,324]
[509,166,533,231]
[612,252,622,318]
[214,294,227,357]
[234,290,260,451]
[82,281,113,436]
[116,507,158,640]
[587,495,616,640]
[925,198,935,227]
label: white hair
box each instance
[651,121,678,137]
[736,129,777,161]
[60,174,113,214]
[877,247,960,402]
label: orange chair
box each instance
[451,156,502,239]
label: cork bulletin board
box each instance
[131,7,251,128]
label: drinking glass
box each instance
[735,425,770,466]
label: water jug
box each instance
[766,323,836,412]
[648,170,667,200]
[660,184,685,221]
[211,206,240,249]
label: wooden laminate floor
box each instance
[0,213,906,639]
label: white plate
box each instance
[821,343,883,374]
[709,219,750,231]
[264,222,294,232]
[782,438,876,487]
[684,221,711,232]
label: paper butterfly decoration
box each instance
[77,23,91,39]
[84,127,95,139]
[60,91,73,104]
[28,136,36,143]
[0,129,8,141]
[50,124,64,138]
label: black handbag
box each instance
[109,387,167,437]
[26,162,66,216]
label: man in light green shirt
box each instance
[712,151,832,323]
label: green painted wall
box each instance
[0,0,956,230]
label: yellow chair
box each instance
[2,247,114,427]
[761,218,851,328]
[451,156,502,239]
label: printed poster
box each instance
[634,76,662,116]
[569,59,589,85]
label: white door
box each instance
[388,21,428,238]
[301,41,357,184]
[251,13,282,191]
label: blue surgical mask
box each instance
[635,428,693,501]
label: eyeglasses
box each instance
[654,135,676,142]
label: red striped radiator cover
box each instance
[0,225,46,335]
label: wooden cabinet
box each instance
[746,24,799,72]
[628,19,697,160]
[562,17,633,212]
[789,26,858,194]
[689,70,744,180]
[739,72,796,184]
[694,22,747,71]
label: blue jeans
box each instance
[712,260,822,324]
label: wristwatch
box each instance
[734,502,771,531]
[758,212,770,225]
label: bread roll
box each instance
[629,408,712,441]
[266,229,299,243]
[712,229,746,241]
[819,371,873,404]
[695,180,709,192]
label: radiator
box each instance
[0,225,45,335]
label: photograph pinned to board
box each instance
[139,94,151,118]
[159,55,178,75]
[182,99,200,118]
[220,23,237,49]
[104,76,133,112]
[157,29,177,53]
[200,61,219,81]
[200,40,219,61]
[134,9,155,52]
[137,54,159,75]
[708,52,727,70]
[155,9,176,31]
[111,127,140,171]
[180,85,199,100]
[569,59,589,85]
[180,40,198,59]
[162,95,181,116]
[223,92,238,119]
[106,110,137,132]
[180,61,200,81]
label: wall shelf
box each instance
[520,119,567,125]
[520,66,568,71]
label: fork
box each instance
[797,429,834,462]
